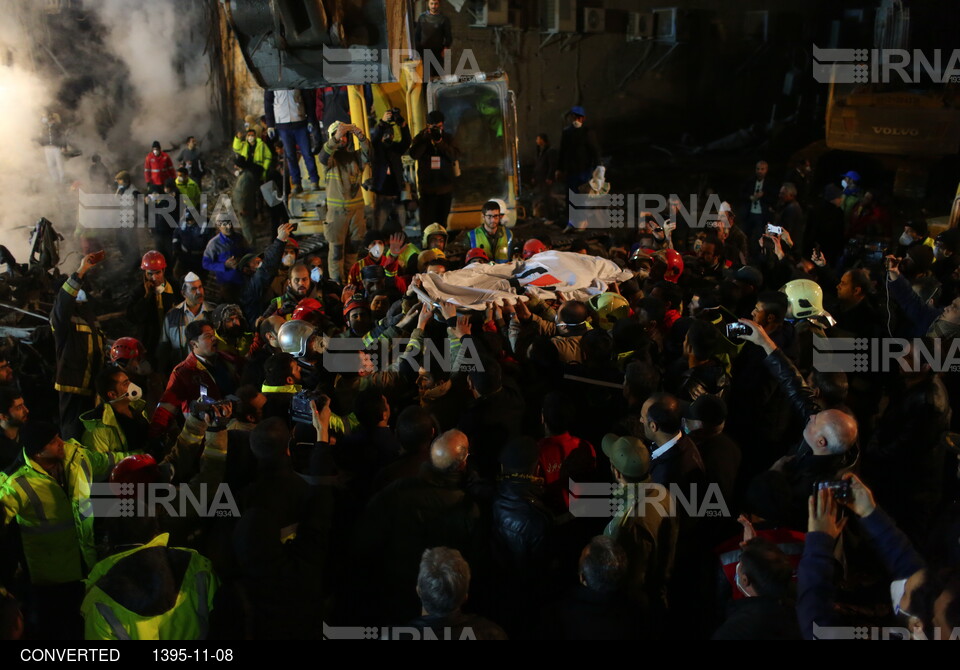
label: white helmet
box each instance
[277,319,317,358]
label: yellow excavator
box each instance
[223,1,520,234]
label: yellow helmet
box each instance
[782,279,825,319]
[588,292,630,330]
[421,223,448,249]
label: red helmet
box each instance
[110,454,160,495]
[110,337,145,366]
[522,239,547,260]
[465,247,490,264]
[140,250,167,271]
[664,249,684,283]
[292,298,324,322]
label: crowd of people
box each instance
[2,75,960,641]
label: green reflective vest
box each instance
[80,399,149,454]
[0,442,126,584]
[82,533,219,640]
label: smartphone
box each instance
[766,224,783,236]
[289,222,299,232]
[89,249,106,264]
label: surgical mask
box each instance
[234,169,241,177]
[369,243,383,259]
[282,253,296,267]
[890,578,910,616]
[573,120,583,129]
[310,267,322,283]
[153,149,160,156]
[735,565,751,597]
[899,232,913,246]
[111,382,143,403]
[692,238,704,254]
[76,289,88,303]
[841,179,849,189]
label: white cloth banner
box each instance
[417,250,633,310]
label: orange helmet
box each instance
[292,298,324,323]
[663,249,684,283]
[465,247,490,265]
[110,454,160,495]
[522,239,547,260]
[110,337,145,366]
[140,250,167,271]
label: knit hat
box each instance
[20,421,60,458]
[212,303,243,328]
[151,141,161,150]
[602,433,650,480]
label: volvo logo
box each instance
[872,126,920,136]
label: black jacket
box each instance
[491,476,553,576]
[409,130,460,195]
[712,597,801,640]
[51,274,104,396]
[458,381,526,479]
[369,121,411,196]
[558,124,601,176]
[548,585,647,640]
[650,435,706,490]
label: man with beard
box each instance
[212,303,254,372]
[0,388,28,471]
[52,252,105,441]
[262,262,321,321]
[161,272,216,368]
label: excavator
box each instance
[223,0,521,234]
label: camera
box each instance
[428,126,443,141]
[189,385,234,428]
[725,322,752,339]
[387,107,403,124]
[290,389,329,426]
[815,479,852,502]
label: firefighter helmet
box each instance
[110,337,145,366]
[277,319,317,358]
[663,249,684,283]
[140,250,167,272]
[588,293,630,330]
[782,279,826,320]
[522,239,547,260]
[110,454,160,489]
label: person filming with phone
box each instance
[729,317,859,529]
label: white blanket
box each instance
[417,250,633,310]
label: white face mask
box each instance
[841,179,849,189]
[234,169,241,177]
[76,289,88,303]
[282,253,296,267]
[573,120,583,129]
[369,243,383,259]
[310,267,322,283]
[890,578,909,615]
[735,564,752,598]
[899,232,914,246]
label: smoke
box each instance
[0,0,217,263]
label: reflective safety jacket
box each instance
[52,274,104,397]
[82,533,219,640]
[231,136,273,178]
[0,441,127,584]
[467,226,513,264]
[80,399,149,454]
[144,151,175,187]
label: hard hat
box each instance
[110,337,145,366]
[418,249,447,272]
[663,249,684,283]
[782,278,826,319]
[140,250,167,271]
[342,297,370,318]
[588,292,630,330]
[328,120,344,138]
[492,199,509,218]
[110,454,160,490]
[465,247,490,264]
[522,239,547,260]
[277,319,317,358]
[421,223,448,248]
[292,298,324,322]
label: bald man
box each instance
[431,429,469,473]
[737,318,860,528]
[352,428,479,622]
